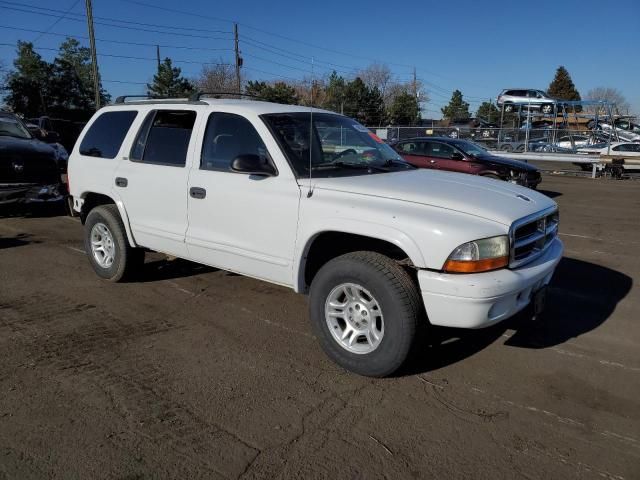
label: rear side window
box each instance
[130,110,196,167]
[200,112,269,171]
[79,111,137,158]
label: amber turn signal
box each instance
[443,255,509,273]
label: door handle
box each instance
[189,187,206,199]
[115,177,128,187]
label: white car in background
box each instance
[578,142,640,156]
[577,142,640,171]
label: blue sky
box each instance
[0,0,638,117]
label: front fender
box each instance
[293,218,426,293]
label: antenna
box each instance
[307,57,314,198]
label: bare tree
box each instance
[586,87,630,115]
[357,63,393,99]
[196,62,240,93]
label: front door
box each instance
[186,112,300,286]
[114,108,199,257]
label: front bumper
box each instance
[418,237,563,329]
[0,183,65,205]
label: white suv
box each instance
[68,96,563,377]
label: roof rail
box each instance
[189,91,262,101]
[114,95,170,104]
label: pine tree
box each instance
[49,38,110,118]
[547,66,581,101]
[387,90,420,125]
[476,101,500,122]
[342,77,385,126]
[441,90,470,119]
[147,58,195,98]
[4,41,52,117]
[245,80,298,104]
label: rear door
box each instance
[113,108,200,257]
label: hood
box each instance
[0,136,59,184]
[311,169,555,226]
[473,153,538,171]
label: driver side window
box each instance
[201,113,270,172]
[428,142,454,159]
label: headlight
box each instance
[443,235,509,273]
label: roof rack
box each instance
[114,95,170,104]
[189,91,262,101]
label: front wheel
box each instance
[309,251,422,377]
[84,205,144,282]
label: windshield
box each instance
[0,115,32,139]
[451,140,487,157]
[262,112,410,177]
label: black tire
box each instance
[309,251,422,377]
[541,104,554,115]
[500,144,514,152]
[504,103,514,113]
[84,204,144,282]
[515,144,526,152]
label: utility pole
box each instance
[412,67,417,99]
[84,0,100,109]
[234,23,242,95]
[156,45,161,70]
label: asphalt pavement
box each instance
[0,174,638,479]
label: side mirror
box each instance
[45,131,61,143]
[450,151,464,160]
[231,154,276,176]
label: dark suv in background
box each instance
[0,111,66,205]
[392,137,541,189]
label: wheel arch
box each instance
[294,227,425,293]
[78,191,137,247]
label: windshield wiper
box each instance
[312,161,389,172]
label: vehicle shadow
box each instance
[399,256,632,376]
[538,189,562,199]
[0,233,40,250]
[0,201,68,219]
[136,257,218,282]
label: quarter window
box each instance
[79,110,137,159]
[130,110,196,167]
[201,112,270,171]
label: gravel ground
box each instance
[0,174,638,479]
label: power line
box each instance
[0,42,233,66]
[0,0,232,35]
[0,24,233,52]
[0,4,232,40]
[32,0,80,43]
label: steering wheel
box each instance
[330,148,358,161]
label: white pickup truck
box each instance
[68,96,563,377]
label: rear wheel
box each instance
[84,205,144,282]
[309,251,422,377]
[500,144,513,152]
[504,103,514,113]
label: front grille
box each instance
[510,208,559,267]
